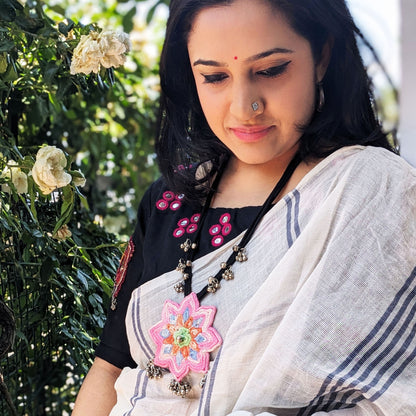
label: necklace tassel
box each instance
[169,378,192,398]
[146,359,163,379]
[207,276,220,293]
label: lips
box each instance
[230,125,275,142]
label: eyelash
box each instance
[201,60,292,84]
[256,61,291,78]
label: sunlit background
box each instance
[347,0,400,85]
[62,0,416,164]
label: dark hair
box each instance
[155,0,395,203]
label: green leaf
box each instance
[0,0,17,22]
[76,269,89,291]
[58,21,69,36]
[15,15,44,32]
[61,186,74,215]
[8,0,23,11]
[122,5,136,33]
[40,257,56,283]
[0,78,8,90]
[52,186,76,234]
[47,4,66,16]
[1,62,17,82]
[0,53,7,73]
[0,40,15,53]
[32,229,43,238]
[43,62,59,85]
[27,177,38,222]
[26,95,49,130]
[146,3,158,25]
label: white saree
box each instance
[110,146,416,416]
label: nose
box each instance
[229,83,263,121]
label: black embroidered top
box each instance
[95,178,261,369]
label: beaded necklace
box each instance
[147,153,301,397]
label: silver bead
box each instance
[207,276,220,293]
[176,259,186,273]
[222,267,234,281]
[180,239,192,252]
[169,379,191,398]
[146,359,163,379]
[235,247,248,262]
[174,282,184,293]
[220,262,227,269]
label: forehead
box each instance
[187,0,306,60]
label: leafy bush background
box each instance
[0,0,168,414]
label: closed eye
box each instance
[256,61,291,78]
[202,73,229,84]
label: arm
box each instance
[72,357,122,416]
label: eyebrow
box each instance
[192,47,294,67]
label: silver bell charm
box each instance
[207,276,220,293]
[145,359,163,379]
[169,378,192,398]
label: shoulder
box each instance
[140,177,167,207]
[296,146,416,227]
[306,146,416,197]
[342,146,415,178]
[137,177,184,216]
[338,146,415,198]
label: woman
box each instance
[73,0,416,415]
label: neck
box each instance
[211,152,319,209]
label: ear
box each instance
[316,38,333,82]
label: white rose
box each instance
[70,32,102,75]
[72,170,86,187]
[53,224,72,241]
[32,146,72,195]
[70,30,130,75]
[1,160,28,194]
[11,170,28,194]
[98,31,131,69]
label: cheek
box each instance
[195,87,224,130]
[282,76,316,125]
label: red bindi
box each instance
[234,56,238,60]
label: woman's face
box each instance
[187,0,328,169]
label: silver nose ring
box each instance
[251,102,259,111]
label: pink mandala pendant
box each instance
[149,292,222,381]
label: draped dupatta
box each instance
[110,146,416,416]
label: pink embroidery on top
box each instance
[186,223,198,234]
[173,213,201,238]
[178,218,190,228]
[219,213,231,224]
[173,228,185,238]
[156,199,169,211]
[212,235,224,247]
[156,191,184,212]
[222,223,232,236]
[191,213,200,223]
[209,224,221,236]
[209,212,232,247]
[158,190,234,247]
[170,200,182,211]
[163,191,175,201]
